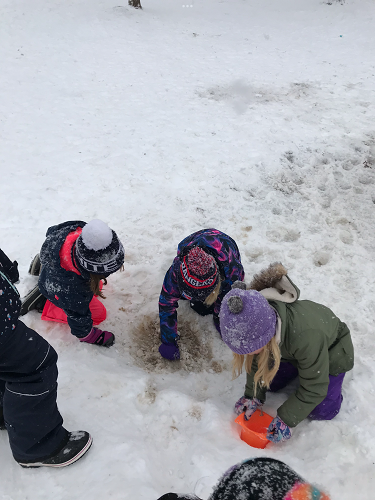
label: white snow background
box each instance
[1,0,375,498]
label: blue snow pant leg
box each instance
[308,373,345,420]
[0,320,68,463]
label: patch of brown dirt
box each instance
[129,314,215,373]
[210,360,224,373]
[188,405,202,421]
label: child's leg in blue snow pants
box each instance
[0,320,68,462]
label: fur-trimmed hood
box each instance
[248,262,300,303]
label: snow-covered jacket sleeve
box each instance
[39,274,94,338]
[0,270,21,337]
[159,258,182,345]
[63,301,94,338]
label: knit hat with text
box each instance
[178,246,219,301]
[75,219,124,275]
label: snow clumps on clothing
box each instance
[219,288,277,354]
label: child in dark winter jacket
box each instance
[0,248,92,468]
[219,263,354,444]
[159,229,244,360]
[157,457,330,500]
[38,219,124,347]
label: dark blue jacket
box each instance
[0,250,21,339]
[38,221,94,338]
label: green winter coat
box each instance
[244,264,354,428]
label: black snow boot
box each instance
[28,254,41,276]
[18,431,92,468]
[20,285,47,316]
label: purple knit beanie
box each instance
[220,289,277,354]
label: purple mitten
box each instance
[79,327,115,347]
[266,416,292,443]
[159,343,180,361]
[234,396,263,420]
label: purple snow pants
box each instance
[269,362,345,420]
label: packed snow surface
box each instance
[1,0,375,499]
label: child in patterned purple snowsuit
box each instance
[158,229,244,360]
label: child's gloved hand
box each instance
[234,396,263,420]
[266,416,292,443]
[80,327,115,347]
[159,342,180,361]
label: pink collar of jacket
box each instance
[59,227,83,275]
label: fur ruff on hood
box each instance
[248,262,300,304]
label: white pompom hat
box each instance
[75,219,124,275]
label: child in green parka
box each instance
[219,263,354,443]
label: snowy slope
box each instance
[1,0,375,498]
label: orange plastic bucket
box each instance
[235,409,273,449]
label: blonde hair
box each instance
[231,336,281,397]
[204,276,222,306]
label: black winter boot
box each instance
[20,285,47,316]
[18,431,92,468]
[28,254,41,276]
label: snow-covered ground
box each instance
[1,0,375,498]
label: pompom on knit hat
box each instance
[75,219,125,275]
[219,288,277,354]
[178,246,219,301]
